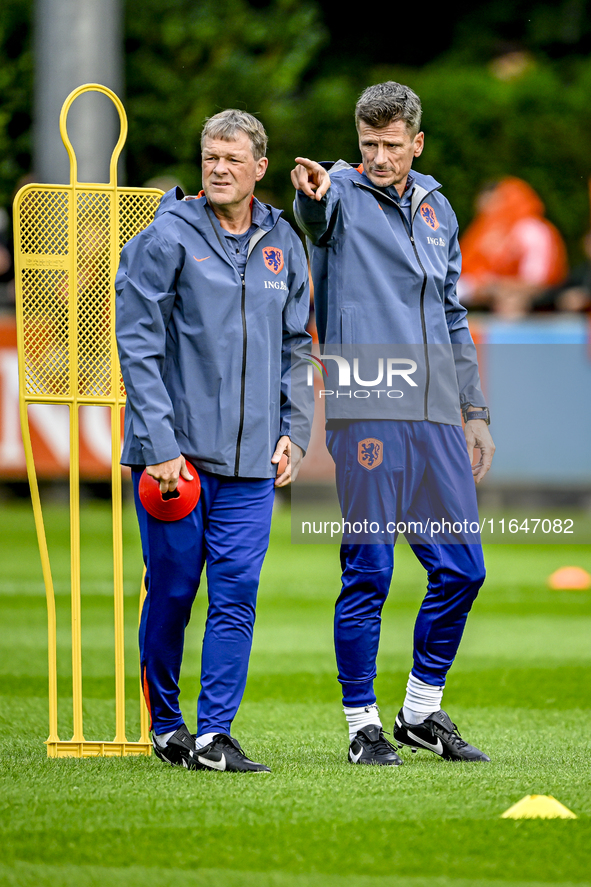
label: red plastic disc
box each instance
[138,460,201,521]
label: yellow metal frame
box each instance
[13,84,163,757]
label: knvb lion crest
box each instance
[262,246,284,275]
[358,437,383,471]
[419,203,439,231]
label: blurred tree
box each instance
[124,0,327,201]
[451,0,591,63]
[3,0,591,263]
[294,60,591,260]
[409,60,591,250]
[314,0,591,70]
[0,0,33,211]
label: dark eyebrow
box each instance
[360,138,403,146]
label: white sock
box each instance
[402,673,444,725]
[344,704,382,740]
[153,729,175,748]
[194,731,221,751]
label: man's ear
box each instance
[414,132,425,158]
[256,156,269,181]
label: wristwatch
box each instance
[462,404,490,425]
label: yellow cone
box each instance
[501,795,577,819]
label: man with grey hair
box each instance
[116,108,313,772]
[292,82,495,766]
[201,107,269,160]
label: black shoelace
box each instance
[371,729,396,754]
[436,721,469,750]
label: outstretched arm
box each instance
[291,157,332,201]
[292,157,340,245]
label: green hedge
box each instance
[2,0,591,262]
[289,61,591,260]
[0,0,33,217]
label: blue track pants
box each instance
[133,470,275,736]
[326,420,486,706]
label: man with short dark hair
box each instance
[292,81,495,766]
[116,109,313,772]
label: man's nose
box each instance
[213,159,229,174]
[375,144,388,165]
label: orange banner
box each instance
[0,315,332,483]
[0,316,115,479]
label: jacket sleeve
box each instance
[444,213,488,410]
[293,186,341,245]
[279,236,314,453]
[115,225,183,465]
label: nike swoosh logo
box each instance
[197,752,226,771]
[193,255,211,262]
[407,730,443,755]
[349,748,363,763]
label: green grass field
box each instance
[1,497,590,887]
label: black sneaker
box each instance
[394,709,490,762]
[194,733,271,772]
[152,723,200,769]
[348,724,403,766]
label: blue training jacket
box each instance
[294,163,487,425]
[116,188,313,478]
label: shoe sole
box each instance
[199,765,271,773]
[154,741,272,771]
[153,745,203,770]
[349,759,403,766]
[394,736,429,755]
[348,752,403,766]
[395,737,490,762]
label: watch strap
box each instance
[464,407,490,424]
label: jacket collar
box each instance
[155,187,282,230]
[325,161,442,219]
[154,188,281,269]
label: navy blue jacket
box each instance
[294,163,486,424]
[116,189,313,477]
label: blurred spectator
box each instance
[458,177,568,318]
[0,207,14,312]
[533,230,591,314]
[489,49,535,82]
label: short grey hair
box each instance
[201,109,268,160]
[355,81,422,135]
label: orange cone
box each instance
[547,566,591,590]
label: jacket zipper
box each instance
[205,207,248,475]
[204,203,278,476]
[407,230,430,420]
[234,274,247,476]
[359,184,437,422]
